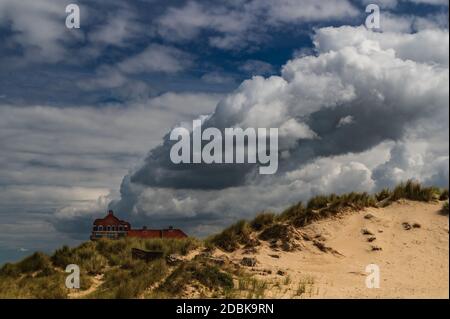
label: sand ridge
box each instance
[215,200,449,298]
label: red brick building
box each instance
[90,210,187,240]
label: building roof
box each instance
[127,228,188,239]
[91,211,188,239]
[93,210,131,227]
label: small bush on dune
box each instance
[336,192,376,209]
[32,273,68,299]
[440,189,449,201]
[89,258,168,299]
[259,224,289,241]
[95,238,129,258]
[0,271,68,298]
[278,202,306,221]
[250,212,275,231]
[51,245,73,268]
[143,237,201,256]
[442,201,449,215]
[52,243,107,274]
[287,192,375,227]
[376,188,391,202]
[307,195,333,211]
[16,252,53,274]
[390,180,440,202]
[0,262,20,277]
[83,253,109,274]
[115,260,167,299]
[292,210,317,227]
[208,220,251,252]
[158,258,233,295]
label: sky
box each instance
[0,0,448,265]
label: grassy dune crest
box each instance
[0,180,447,298]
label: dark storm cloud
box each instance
[90,26,448,237]
[123,26,448,194]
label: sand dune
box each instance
[215,200,449,298]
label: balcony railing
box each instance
[90,231,127,240]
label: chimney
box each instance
[108,210,114,216]
[142,226,147,230]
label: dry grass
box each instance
[442,201,449,215]
[208,180,446,252]
[207,220,253,252]
[0,237,200,299]
[156,256,234,297]
[0,181,447,299]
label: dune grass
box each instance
[89,259,168,299]
[207,220,253,252]
[250,212,275,231]
[388,180,441,202]
[156,256,234,297]
[208,180,447,252]
[442,201,449,215]
[0,237,200,299]
[0,180,447,298]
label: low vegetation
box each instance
[442,201,449,215]
[0,180,447,299]
[156,256,234,298]
[0,237,200,299]
[207,180,447,252]
[388,180,441,203]
[250,212,275,231]
[439,189,449,201]
[207,220,253,252]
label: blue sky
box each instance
[0,0,448,265]
[1,0,446,106]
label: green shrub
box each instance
[439,189,449,201]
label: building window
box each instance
[118,226,123,231]
[107,226,111,231]
[93,226,98,231]
[98,226,103,231]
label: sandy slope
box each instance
[216,200,449,298]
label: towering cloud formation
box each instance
[57,26,449,236]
